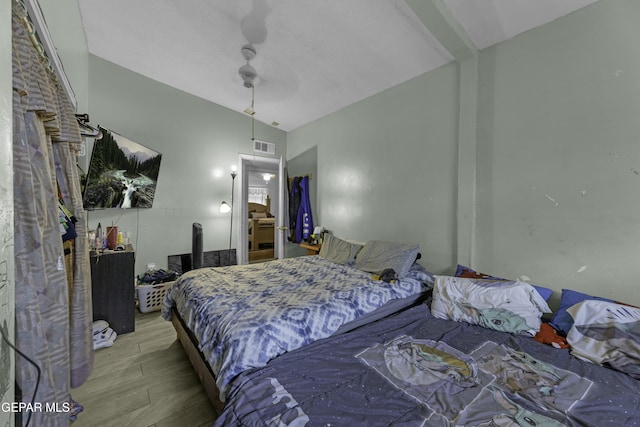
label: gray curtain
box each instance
[12,2,93,425]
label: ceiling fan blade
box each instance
[240,0,270,44]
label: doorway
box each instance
[237,154,286,264]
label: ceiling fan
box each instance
[236,2,298,128]
[237,43,277,154]
[238,43,257,89]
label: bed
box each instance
[248,199,275,251]
[161,237,432,411]
[214,273,640,426]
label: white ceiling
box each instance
[78,0,598,132]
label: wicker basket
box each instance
[137,281,175,313]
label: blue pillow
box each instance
[548,289,614,336]
[454,264,553,302]
[531,286,553,302]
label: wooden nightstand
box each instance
[300,243,322,255]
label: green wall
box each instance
[288,64,460,274]
[39,0,89,112]
[87,56,287,272]
[289,0,640,307]
[475,0,640,307]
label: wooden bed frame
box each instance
[248,218,274,249]
[248,196,276,261]
[169,291,430,416]
[248,196,274,251]
[170,308,225,414]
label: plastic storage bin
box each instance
[137,281,175,313]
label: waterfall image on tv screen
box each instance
[83,127,162,209]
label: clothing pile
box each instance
[137,268,178,285]
[92,320,117,350]
[68,398,84,422]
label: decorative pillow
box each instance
[455,264,553,301]
[548,289,614,336]
[318,234,362,265]
[566,300,640,379]
[354,240,419,277]
[250,212,267,219]
[430,275,551,336]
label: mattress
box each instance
[161,255,432,401]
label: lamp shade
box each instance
[220,201,231,213]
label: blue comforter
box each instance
[161,256,429,401]
[216,303,640,426]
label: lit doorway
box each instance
[237,154,286,264]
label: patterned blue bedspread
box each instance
[215,303,640,426]
[161,255,429,401]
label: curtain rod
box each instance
[22,0,77,110]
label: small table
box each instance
[300,243,322,255]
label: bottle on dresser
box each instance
[95,222,103,249]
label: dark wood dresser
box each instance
[90,245,136,334]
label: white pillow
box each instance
[567,300,640,379]
[318,234,362,265]
[430,275,551,336]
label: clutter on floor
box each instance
[68,397,84,422]
[136,268,179,313]
[92,320,117,350]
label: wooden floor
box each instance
[71,310,216,427]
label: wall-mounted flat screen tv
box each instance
[83,127,162,209]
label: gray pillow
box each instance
[354,240,419,277]
[318,234,363,265]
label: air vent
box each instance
[253,139,275,155]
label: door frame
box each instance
[237,154,286,264]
